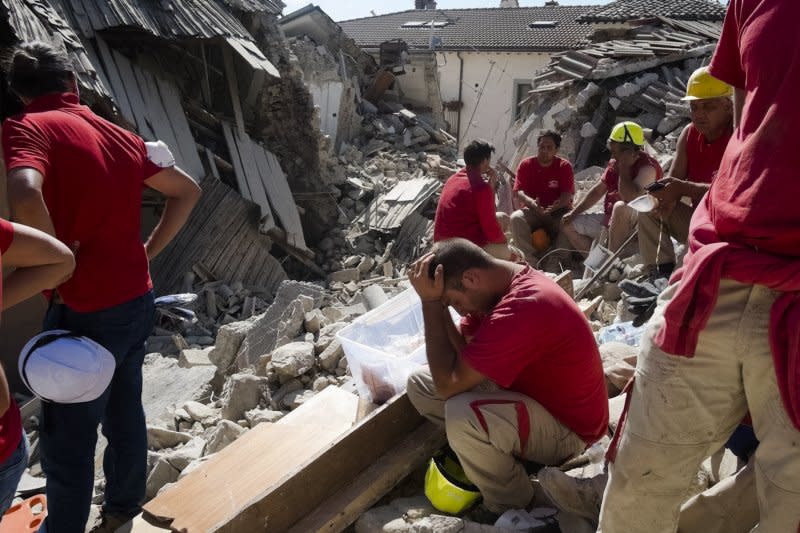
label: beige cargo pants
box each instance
[407,368,587,513]
[599,279,800,533]
[637,202,693,268]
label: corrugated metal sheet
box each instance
[357,177,441,232]
[3,0,111,100]
[62,0,255,39]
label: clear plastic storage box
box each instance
[337,288,456,403]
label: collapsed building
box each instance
[0,0,740,532]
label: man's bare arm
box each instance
[143,167,201,260]
[7,168,56,236]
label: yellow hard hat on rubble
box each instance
[608,121,645,146]
[424,450,481,514]
[681,67,733,101]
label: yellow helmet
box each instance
[682,67,733,101]
[424,452,481,515]
[608,121,645,147]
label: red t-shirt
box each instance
[684,123,731,186]
[705,0,800,256]
[2,93,162,312]
[0,219,22,465]
[434,167,505,247]
[459,266,608,443]
[513,156,575,209]
[655,0,800,429]
[600,151,663,225]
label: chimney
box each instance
[544,1,559,5]
[414,0,437,9]
[500,0,519,7]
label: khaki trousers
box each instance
[599,280,800,533]
[637,202,693,267]
[407,368,587,514]
[509,207,567,264]
[678,458,759,533]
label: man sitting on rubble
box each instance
[433,140,514,260]
[637,67,734,280]
[561,122,662,257]
[509,130,575,264]
[406,238,608,516]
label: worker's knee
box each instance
[496,212,511,233]
[443,395,474,431]
[510,209,527,223]
[406,368,436,408]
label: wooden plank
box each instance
[222,393,424,532]
[258,148,308,250]
[222,46,246,136]
[95,37,135,124]
[116,514,171,533]
[132,65,182,166]
[153,75,205,179]
[221,122,251,199]
[143,387,359,532]
[580,295,604,319]
[553,270,574,299]
[112,50,155,139]
[234,132,273,228]
[288,422,445,533]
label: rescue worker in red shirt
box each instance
[2,42,201,532]
[406,238,608,517]
[561,122,662,256]
[433,140,514,260]
[599,2,800,531]
[638,67,734,278]
[509,130,575,264]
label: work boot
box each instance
[536,468,608,524]
[88,512,134,533]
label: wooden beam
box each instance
[288,422,446,533]
[222,394,425,532]
[222,46,246,137]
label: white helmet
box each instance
[19,330,116,403]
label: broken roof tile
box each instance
[577,0,726,24]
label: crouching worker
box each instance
[406,238,609,515]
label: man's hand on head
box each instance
[409,253,444,303]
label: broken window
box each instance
[514,81,533,121]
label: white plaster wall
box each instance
[436,51,553,162]
[391,54,436,108]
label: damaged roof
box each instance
[577,0,726,23]
[338,6,598,52]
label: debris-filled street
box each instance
[0,0,797,532]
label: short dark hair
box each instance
[7,41,74,100]
[463,139,495,168]
[537,130,562,148]
[428,238,493,290]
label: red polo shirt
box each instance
[513,156,574,209]
[0,219,22,465]
[684,123,731,186]
[600,151,663,225]
[434,167,505,247]
[655,0,800,430]
[2,93,162,312]
[459,266,609,443]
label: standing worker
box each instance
[637,67,734,279]
[434,140,514,260]
[3,41,201,532]
[599,1,800,531]
[509,130,574,264]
